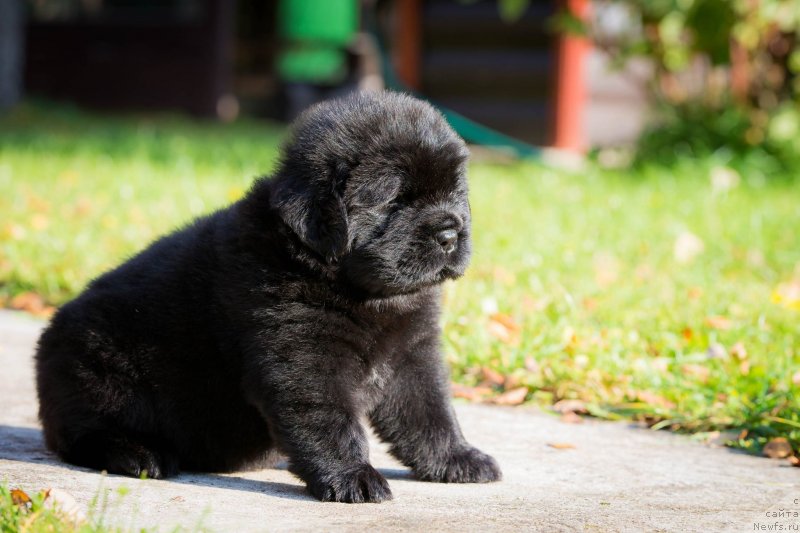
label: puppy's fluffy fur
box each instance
[35,91,501,503]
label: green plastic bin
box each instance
[278,0,358,84]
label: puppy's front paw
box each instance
[308,464,393,503]
[417,447,502,483]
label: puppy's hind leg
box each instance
[58,427,179,479]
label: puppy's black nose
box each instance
[435,229,459,254]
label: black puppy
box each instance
[36,91,501,503]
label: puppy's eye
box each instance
[394,189,416,205]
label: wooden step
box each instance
[422,0,554,49]
[422,49,552,99]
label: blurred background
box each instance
[1,0,647,150]
[1,0,799,460]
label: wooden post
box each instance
[0,0,24,110]
[552,0,590,152]
[393,0,421,90]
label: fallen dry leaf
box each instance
[524,356,540,374]
[451,383,493,402]
[4,223,27,240]
[30,213,50,231]
[26,193,50,213]
[492,266,516,285]
[73,196,92,216]
[503,373,521,389]
[490,386,528,406]
[10,292,46,314]
[553,399,588,414]
[8,292,55,318]
[582,297,599,311]
[702,430,740,447]
[560,412,584,424]
[488,313,520,331]
[44,488,84,521]
[480,367,506,387]
[521,295,548,313]
[635,390,677,409]
[763,438,794,459]
[11,488,31,507]
[747,249,765,267]
[730,342,748,360]
[687,287,703,300]
[682,364,711,383]
[788,456,800,467]
[486,313,521,345]
[547,442,576,450]
[739,360,751,375]
[705,316,732,330]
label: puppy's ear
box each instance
[272,160,351,263]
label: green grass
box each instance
[1,482,142,533]
[1,103,798,454]
[0,481,205,532]
[1,483,88,533]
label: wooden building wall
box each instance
[416,0,556,145]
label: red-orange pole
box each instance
[552,0,590,152]
[393,0,422,90]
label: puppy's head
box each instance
[272,91,471,296]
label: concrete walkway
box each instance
[0,309,797,532]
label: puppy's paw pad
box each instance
[310,464,392,503]
[420,447,502,483]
